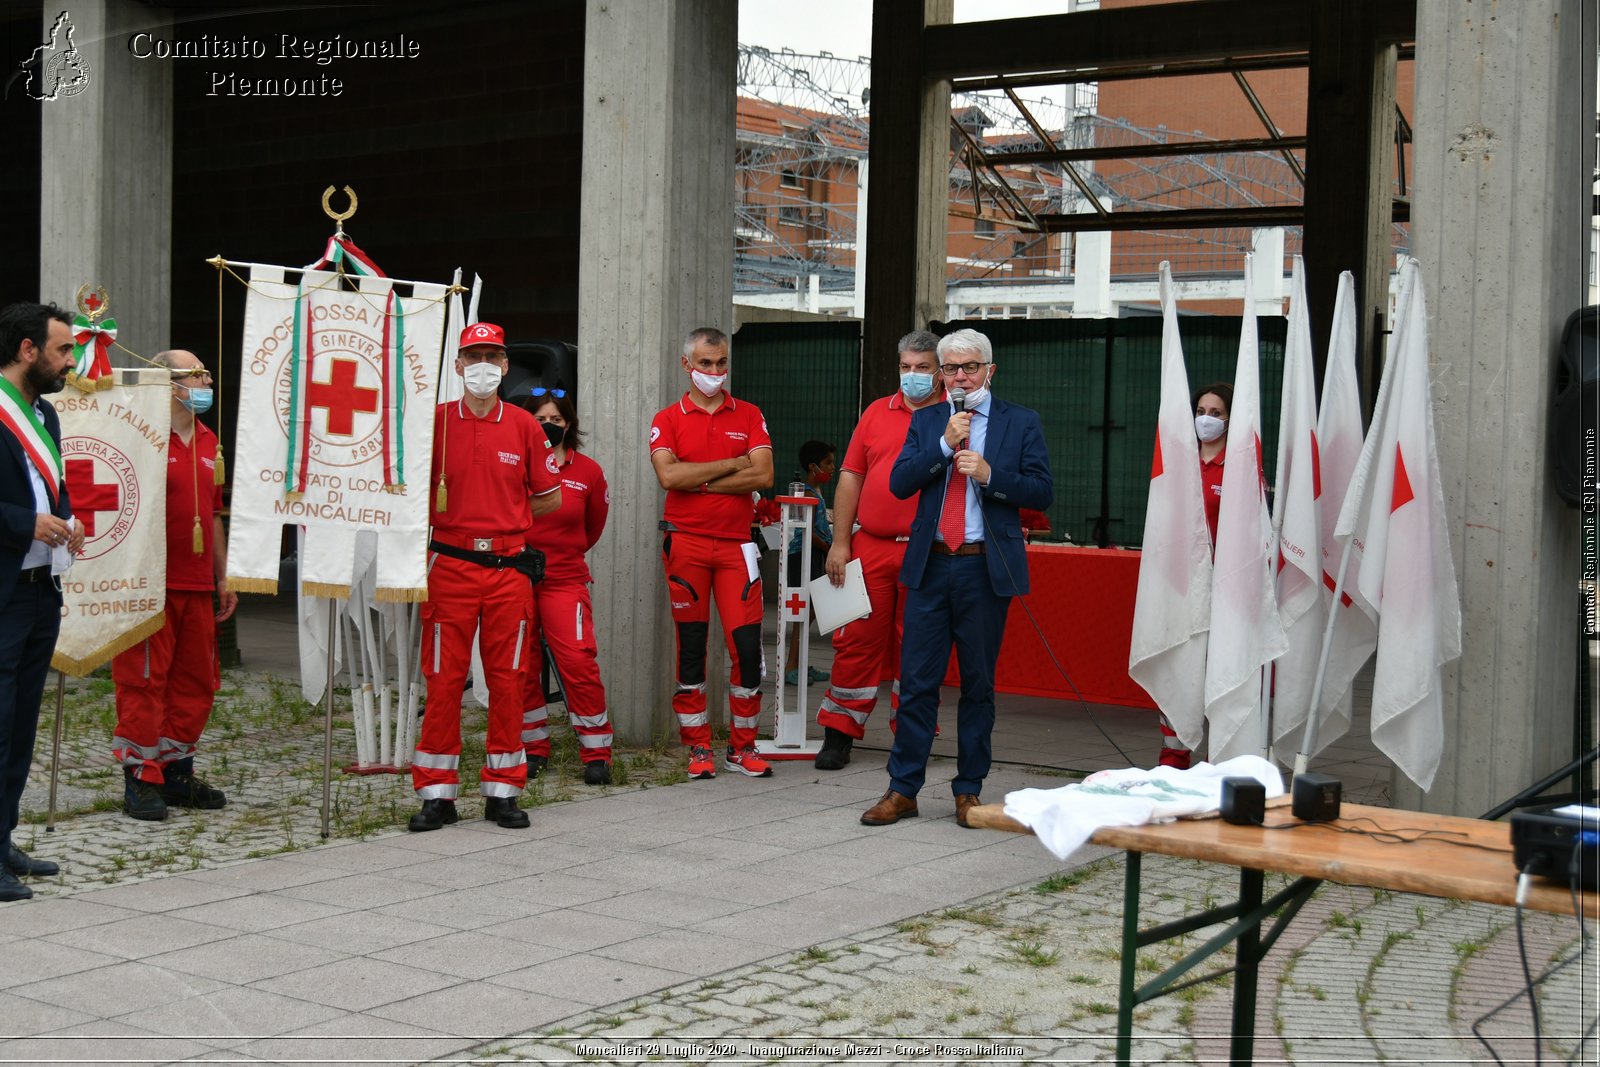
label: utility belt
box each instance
[429,533,545,584]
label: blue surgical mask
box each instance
[180,387,213,414]
[899,371,936,401]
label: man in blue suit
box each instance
[0,302,81,901]
[861,328,1053,829]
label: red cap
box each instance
[459,322,506,350]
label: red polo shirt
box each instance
[525,449,608,584]
[649,392,772,539]
[166,423,224,592]
[843,390,930,539]
[431,399,560,539]
[1200,448,1225,545]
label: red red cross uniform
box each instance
[814,391,929,741]
[649,392,771,753]
[416,398,559,801]
[521,449,613,764]
[111,425,224,784]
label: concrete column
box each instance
[860,0,953,404]
[39,0,172,357]
[578,0,736,746]
[1406,0,1592,815]
[1070,197,1113,318]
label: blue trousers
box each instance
[887,552,1010,798]
[0,580,60,856]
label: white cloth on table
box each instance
[1003,755,1284,861]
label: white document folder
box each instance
[808,558,871,634]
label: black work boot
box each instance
[525,755,548,781]
[483,796,530,828]
[123,768,168,822]
[583,760,611,786]
[408,798,458,832]
[160,759,226,809]
[814,727,854,771]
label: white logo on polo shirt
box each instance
[650,426,661,445]
[497,451,520,465]
[545,454,560,474]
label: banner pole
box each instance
[321,598,337,839]
[46,671,65,832]
[1294,537,1356,779]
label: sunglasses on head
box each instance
[530,387,567,398]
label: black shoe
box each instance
[583,761,611,786]
[6,846,58,877]
[123,773,168,822]
[160,771,226,810]
[814,727,854,771]
[526,755,548,781]
[483,796,530,829]
[0,868,32,902]
[408,798,458,832]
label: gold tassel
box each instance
[227,576,279,595]
[213,442,226,486]
[374,586,430,604]
[434,478,447,513]
[192,517,204,555]
[95,374,114,391]
[302,581,353,601]
[50,612,168,677]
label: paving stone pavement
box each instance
[0,600,1592,1065]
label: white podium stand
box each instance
[756,493,823,759]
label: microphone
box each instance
[949,389,968,449]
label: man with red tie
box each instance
[412,323,561,831]
[860,328,1053,829]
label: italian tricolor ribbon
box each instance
[70,314,116,389]
[0,376,63,506]
[304,234,387,278]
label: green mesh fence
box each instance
[733,316,1286,546]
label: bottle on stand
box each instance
[789,471,807,498]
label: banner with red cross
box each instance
[49,370,171,674]
[227,265,446,602]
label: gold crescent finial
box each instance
[321,185,358,231]
[74,284,110,321]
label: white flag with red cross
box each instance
[1128,262,1213,749]
[1204,252,1288,761]
[1333,258,1460,791]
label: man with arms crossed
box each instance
[812,330,945,769]
[861,328,1053,829]
[650,327,775,779]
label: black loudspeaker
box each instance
[1292,773,1342,822]
[1220,777,1266,825]
[1552,305,1598,507]
[504,339,578,410]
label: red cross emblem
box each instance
[784,591,807,619]
[85,293,102,312]
[307,358,380,437]
[66,457,120,537]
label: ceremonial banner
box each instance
[227,265,446,601]
[49,370,171,674]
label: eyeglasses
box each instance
[173,369,212,383]
[939,361,988,377]
[530,387,567,398]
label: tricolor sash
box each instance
[0,376,63,506]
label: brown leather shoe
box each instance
[954,793,980,829]
[860,789,918,826]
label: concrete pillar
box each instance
[1070,197,1113,318]
[38,0,172,357]
[1406,0,1593,815]
[1249,227,1286,316]
[860,0,953,404]
[578,0,736,745]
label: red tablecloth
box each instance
[943,543,1155,708]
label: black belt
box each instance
[429,540,545,583]
[932,541,985,556]
[17,565,51,583]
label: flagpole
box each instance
[1293,537,1356,778]
[46,671,65,832]
[320,598,337,839]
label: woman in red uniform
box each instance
[518,389,615,785]
[1159,381,1232,769]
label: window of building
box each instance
[778,204,804,226]
[975,217,995,239]
[780,170,803,189]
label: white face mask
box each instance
[1195,414,1227,442]
[462,362,503,399]
[691,370,727,397]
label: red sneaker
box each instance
[688,745,716,780]
[724,746,774,778]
